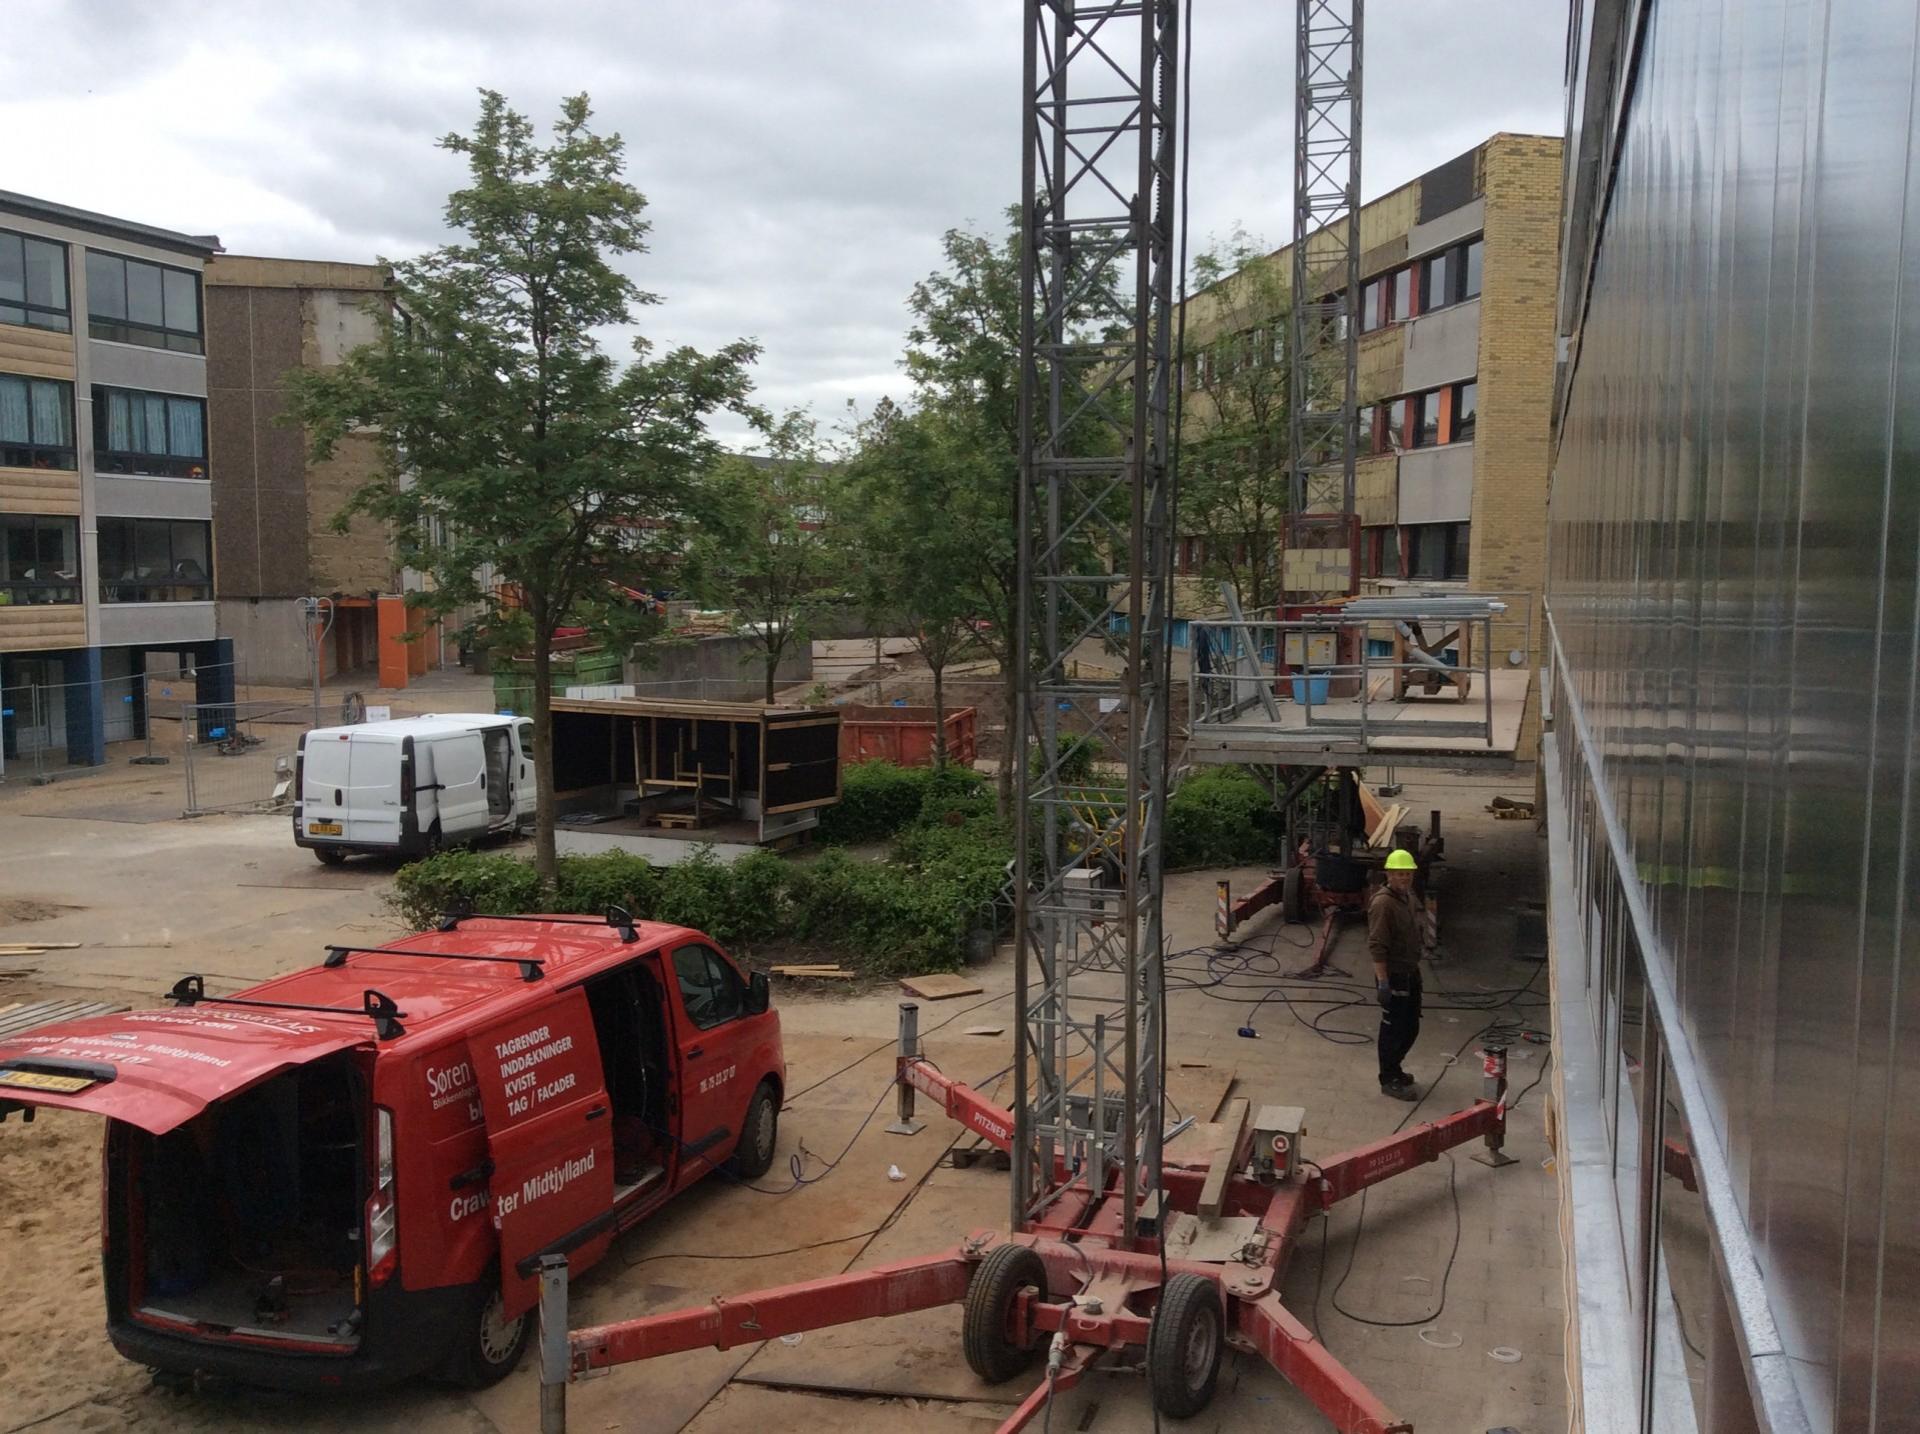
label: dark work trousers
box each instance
[1377,969,1423,1086]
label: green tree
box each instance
[1178,229,1293,613]
[894,213,1120,809]
[836,398,980,765]
[285,91,760,883]
[688,410,838,702]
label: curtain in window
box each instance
[0,378,26,443]
[168,400,203,458]
[106,390,132,451]
[141,396,167,454]
[29,381,68,446]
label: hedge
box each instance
[389,762,1280,974]
[390,790,1008,977]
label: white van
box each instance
[293,714,535,864]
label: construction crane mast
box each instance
[1009,0,1178,1244]
[1287,0,1363,602]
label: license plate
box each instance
[309,821,342,836]
[0,1067,97,1095]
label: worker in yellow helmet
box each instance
[1370,849,1423,1101]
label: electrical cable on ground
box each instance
[1316,960,1546,1333]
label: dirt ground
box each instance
[0,768,1563,1434]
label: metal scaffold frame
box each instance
[1286,0,1363,602]
[1010,0,1177,1244]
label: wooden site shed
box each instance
[549,695,842,859]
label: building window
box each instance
[1384,396,1409,451]
[85,251,203,353]
[0,514,80,605]
[1413,391,1443,448]
[1405,521,1470,580]
[98,517,212,602]
[0,229,70,333]
[0,374,75,470]
[1462,237,1484,298]
[1360,525,1402,579]
[1390,267,1413,322]
[93,387,208,478]
[1360,277,1386,333]
[1423,250,1451,312]
[1356,404,1379,454]
[1452,381,1478,442]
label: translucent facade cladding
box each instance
[1547,2,1919,1432]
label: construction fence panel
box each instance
[181,699,312,817]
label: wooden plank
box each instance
[1357,781,1386,834]
[963,1025,1005,1037]
[0,942,79,952]
[899,973,985,1001]
[0,999,124,1037]
[1196,1098,1250,1218]
[1169,1064,1237,1127]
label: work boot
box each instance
[1379,1080,1418,1102]
[1390,1071,1415,1089]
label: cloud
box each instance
[3,1,1564,444]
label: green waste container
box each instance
[490,648,626,715]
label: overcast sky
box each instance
[5,2,1565,446]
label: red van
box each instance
[0,911,785,1391]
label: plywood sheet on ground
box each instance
[900,973,985,1000]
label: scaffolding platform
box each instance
[1184,597,1533,771]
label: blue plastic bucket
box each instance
[1290,675,1330,705]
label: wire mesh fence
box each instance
[181,699,312,816]
[0,659,251,788]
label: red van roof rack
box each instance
[323,944,544,982]
[167,974,407,1040]
[438,905,641,943]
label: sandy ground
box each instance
[0,768,1562,1434]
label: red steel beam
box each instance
[1235,1292,1412,1433]
[903,1057,1016,1152]
[1312,1101,1503,1204]
[569,1247,974,1371]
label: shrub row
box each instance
[389,762,1280,974]
[391,764,1009,975]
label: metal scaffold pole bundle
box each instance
[1011,0,1178,1245]
[1286,0,1362,603]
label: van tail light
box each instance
[366,1106,398,1288]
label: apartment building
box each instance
[1173,133,1562,748]
[204,255,446,690]
[0,191,229,770]
[1544,3,1917,1432]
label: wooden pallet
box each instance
[0,998,127,1039]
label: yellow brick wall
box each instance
[1468,134,1564,756]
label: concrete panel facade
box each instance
[87,341,207,398]
[1407,197,1487,262]
[1397,444,1476,524]
[98,600,215,647]
[1402,297,1481,392]
[94,474,212,521]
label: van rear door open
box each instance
[0,1008,367,1134]
[466,991,615,1319]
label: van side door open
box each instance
[466,991,615,1319]
[427,735,491,841]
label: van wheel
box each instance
[313,847,346,866]
[727,1081,779,1179]
[445,1281,531,1389]
[424,824,444,857]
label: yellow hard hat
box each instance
[1384,849,1417,871]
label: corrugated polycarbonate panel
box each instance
[1549,1,1920,1430]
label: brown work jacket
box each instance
[1367,884,1421,976]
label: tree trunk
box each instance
[530,620,558,887]
[764,653,777,704]
[930,653,948,768]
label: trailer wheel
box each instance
[312,846,346,866]
[1147,1273,1223,1418]
[444,1278,531,1389]
[1281,865,1304,922]
[727,1080,779,1178]
[963,1243,1048,1384]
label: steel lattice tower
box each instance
[1011,0,1179,1245]
[1287,0,1362,600]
